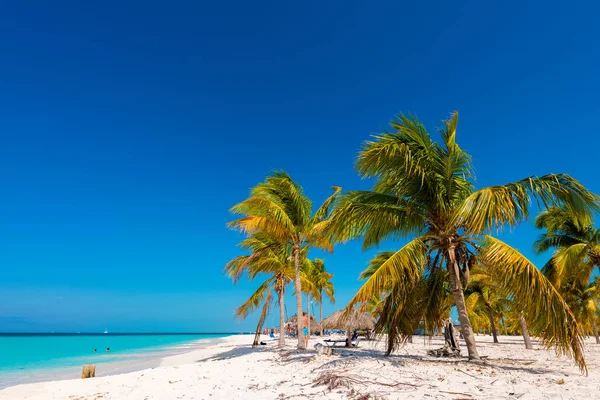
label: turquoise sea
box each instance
[0,333,231,388]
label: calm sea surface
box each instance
[0,333,231,387]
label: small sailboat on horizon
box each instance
[104,328,108,334]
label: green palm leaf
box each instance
[481,236,586,373]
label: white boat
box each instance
[104,329,108,334]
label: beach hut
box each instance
[285,314,321,335]
[321,310,376,346]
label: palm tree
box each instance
[225,233,293,346]
[465,266,504,343]
[563,281,599,344]
[228,172,341,349]
[534,207,600,344]
[307,258,335,335]
[299,258,319,336]
[328,112,598,371]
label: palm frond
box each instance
[328,191,425,249]
[227,216,291,242]
[553,243,589,285]
[235,277,275,320]
[346,238,427,310]
[481,236,586,373]
[459,174,599,233]
[311,186,342,224]
[533,233,583,254]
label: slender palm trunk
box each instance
[278,286,285,346]
[447,246,480,359]
[520,312,533,350]
[293,244,305,349]
[253,292,272,347]
[487,308,499,343]
[319,289,324,336]
[592,319,600,344]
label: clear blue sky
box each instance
[1,1,598,332]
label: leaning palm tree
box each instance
[225,233,293,346]
[535,207,600,343]
[328,112,598,371]
[228,172,341,349]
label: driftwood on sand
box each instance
[427,319,461,357]
[314,343,333,356]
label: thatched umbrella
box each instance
[285,314,321,334]
[321,310,376,346]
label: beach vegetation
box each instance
[326,111,598,372]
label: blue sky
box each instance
[0,1,599,332]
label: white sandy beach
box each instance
[1,334,599,399]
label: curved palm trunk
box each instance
[448,246,480,359]
[591,319,599,344]
[487,308,499,343]
[293,244,305,349]
[253,292,272,347]
[319,289,324,336]
[519,312,533,350]
[278,286,285,346]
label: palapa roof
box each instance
[321,310,376,330]
[285,314,321,331]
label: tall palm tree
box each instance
[299,258,319,336]
[328,112,598,371]
[225,233,293,346]
[228,172,341,349]
[307,258,335,335]
[534,207,600,344]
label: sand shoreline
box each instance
[0,335,229,390]
[1,334,599,399]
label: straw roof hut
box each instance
[321,310,376,331]
[285,314,321,334]
[322,310,376,346]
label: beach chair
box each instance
[323,339,348,347]
[323,338,361,347]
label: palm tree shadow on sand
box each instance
[194,344,269,363]
[194,340,562,375]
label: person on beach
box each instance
[302,312,309,347]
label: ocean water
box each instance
[0,333,230,387]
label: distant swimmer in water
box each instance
[93,349,97,352]
[106,347,110,352]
